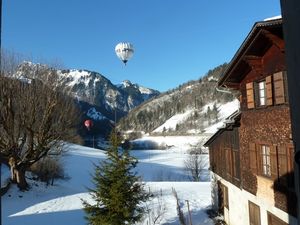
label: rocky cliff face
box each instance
[14,62,160,138]
[15,62,160,122]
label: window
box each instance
[261,145,271,177]
[258,81,266,106]
[222,184,229,209]
[218,182,229,213]
[249,201,261,225]
[245,71,288,109]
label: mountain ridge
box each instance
[13,61,160,138]
[15,61,160,119]
[118,63,239,137]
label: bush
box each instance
[184,152,206,181]
[30,156,67,186]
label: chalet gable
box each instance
[219,19,283,88]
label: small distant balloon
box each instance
[84,119,93,130]
[115,42,134,65]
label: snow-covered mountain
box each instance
[15,62,160,122]
[118,63,240,136]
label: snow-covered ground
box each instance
[153,110,194,133]
[3,137,213,225]
[150,99,239,135]
[204,99,240,134]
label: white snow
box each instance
[132,135,210,152]
[139,86,153,95]
[3,139,213,225]
[87,107,106,121]
[121,80,132,88]
[207,76,218,82]
[151,99,239,135]
[58,69,100,87]
[204,99,240,134]
[264,15,282,21]
[153,110,194,132]
[59,69,92,87]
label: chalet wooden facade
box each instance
[204,18,297,225]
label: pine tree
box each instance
[83,130,150,225]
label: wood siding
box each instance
[209,127,241,187]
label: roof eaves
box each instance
[218,18,283,87]
[203,110,241,146]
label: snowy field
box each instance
[3,136,213,225]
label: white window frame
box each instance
[261,145,271,177]
[258,81,266,106]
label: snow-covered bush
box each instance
[30,157,67,186]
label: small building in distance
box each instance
[204,18,297,225]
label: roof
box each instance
[218,18,283,88]
[203,110,241,147]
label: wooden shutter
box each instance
[268,212,288,225]
[249,143,257,173]
[277,145,288,186]
[273,71,285,104]
[233,150,241,181]
[246,82,255,109]
[249,201,261,225]
[226,148,233,181]
[223,185,229,209]
[270,145,278,180]
[266,75,273,105]
[287,146,295,188]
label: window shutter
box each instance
[278,145,288,185]
[233,150,241,181]
[249,143,257,173]
[246,82,255,109]
[270,145,278,180]
[226,148,233,181]
[266,75,273,105]
[273,71,285,104]
[268,212,288,225]
[249,201,261,225]
[287,146,295,188]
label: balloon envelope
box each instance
[84,120,93,129]
[115,42,134,65]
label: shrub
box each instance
[30,156,67,186]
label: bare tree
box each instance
[0,59,80,190]
[184,149,206,182]
[145,189,167,225]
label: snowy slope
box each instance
[152,99,240,135]
[204,99,240,134]
[3,141,213,225]
[153,110,194,132]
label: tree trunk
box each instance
[8,157,29,190]
[9,157,17,183]
[16,169,28,190]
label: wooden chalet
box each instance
[204,18,297,225]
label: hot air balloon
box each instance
[115,42,134,65]
[84,119,93,131]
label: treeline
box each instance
[117,63,235,134]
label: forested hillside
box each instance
[118,63,237,135]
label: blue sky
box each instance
[2,0,281,92]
